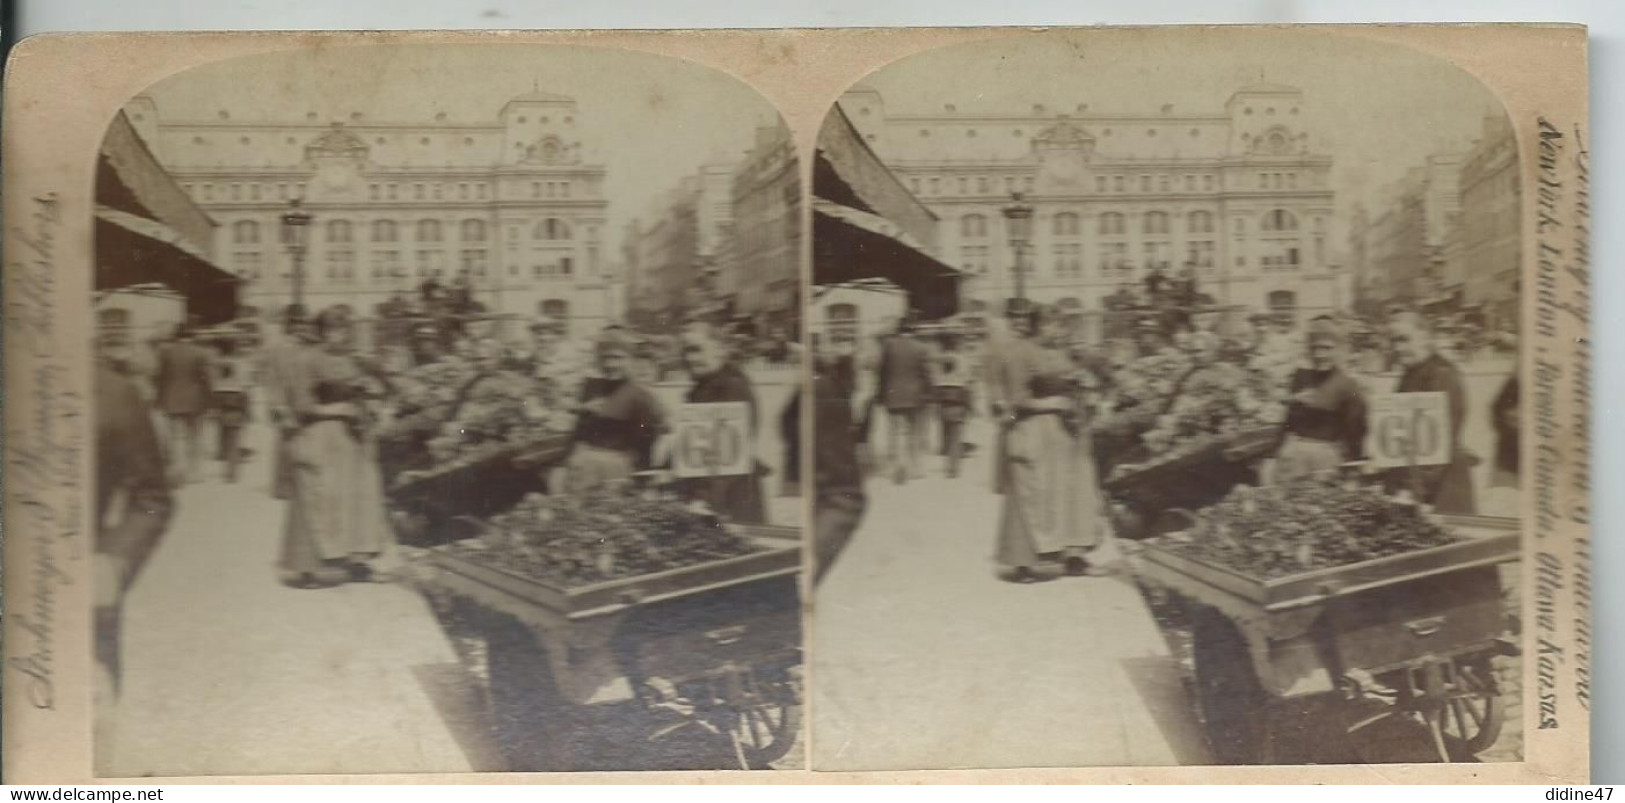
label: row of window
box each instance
[231,249,576,282]
[959,208,1298,240]
[961,239,1311,277]
[231,217,578,245]
[913,171,1309,199]
[190,179,584,204]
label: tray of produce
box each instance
[428,488,801,619]
[1139,478,1519,611]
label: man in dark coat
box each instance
[154,321,215,484]
[875,318,934,483]
[676,320,768,524]
[812,334,865,585]
[1386,311,1478,513]
[95,322,175,769]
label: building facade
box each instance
[623,158,738,329]
[838,83,1340,317]
[1355,152,1465,312]
[1456,113,1520,331]
[727,122,802,331]
[122,90,612,336]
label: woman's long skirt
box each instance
[995,413,1102,568]
[279,421,397,577]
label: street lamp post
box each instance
[280,198,314,313]
[1001,191,1034,301]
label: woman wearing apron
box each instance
[993,304,1104,582]
[1271,315,1369,483]
[564,329,670,492]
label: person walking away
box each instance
[933,329,974,478]
[875,318,933,484]
[1487,373,1520,516]
[1384,311,1478,514]
[1266,315,1369,484]
[154,322,214,485]
[261,306,319,501]
[993,303,1104,581]
[95,321,175,775]
[677,320,768,524]
[279,306,401,588]
[212,337,253,483]
[812,334,866,585]
[563,329,670,492]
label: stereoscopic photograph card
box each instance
[2,25,1592,784]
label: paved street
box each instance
[811,417,1211,771]
[103,417,500,778]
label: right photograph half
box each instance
[808,29,1523,770]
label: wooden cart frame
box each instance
[1139,516,1520,764]
[424,525,802,772]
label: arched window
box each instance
[461,219,487,242]
[1262,209,1300,232]
[1098,212,1126,237]
[1144,211,1171,236]
[371,220,397,243]
[1187,210,1215,234]
[1053,212,1080,237]
[961,214,988,239]
[325,220,352,244]
[417,219,443,242]
[232,220,260,245]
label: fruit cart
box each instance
[386,434,572,547]
[423,523,802,772]
[1138,515,1519,764]
[1102,425,1279,540]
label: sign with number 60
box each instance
[1367,391,1450,468]
[672,401,751,478]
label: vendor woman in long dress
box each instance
[563,328,670,492]
[990,300,1104,582]
[1269,315,1369,483]
[279,306,400,588]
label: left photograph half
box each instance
[92,43,804,777]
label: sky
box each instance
[850,28,1505,248]
[138,43,786,258]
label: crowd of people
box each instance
[810,294,1522,585]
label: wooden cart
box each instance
[423,525,802,772]
[1138,516,1519,764]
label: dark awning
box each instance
[814,105,939,251]
[814,204,960,321]
[96,208,240,324]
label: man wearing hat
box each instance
[563,328,670,492]
[1268,314,1369,483]
[874,314,934,483]
[1384,310,1477,513]
[154,318,216,485]
[94,318,174,771]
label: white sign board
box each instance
[672,401,751,478]
[1367,391,1450,468]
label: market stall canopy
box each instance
[813,201,961,321]
[814,104,960,320]
[96,111,240,324]
[814,105,939,251]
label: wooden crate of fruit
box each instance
[1134,482,1519,763]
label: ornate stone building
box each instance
[838,83,1340,316]
[726,122,801,330]
[121,90,612,335]
[1456,113,1520,331]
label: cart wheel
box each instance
[722,664,802,769]
[1433,656,1505,761]
[1191,609,1271,764]
[484,614,574,771]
